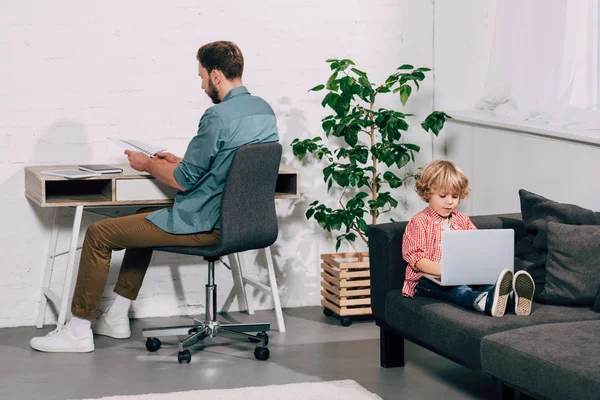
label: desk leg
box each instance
[223,253,254,315]
[36,209,60,328]
[264,247,285,333]
[57,205,84,325]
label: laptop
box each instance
[422,229,514,286]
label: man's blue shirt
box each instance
[147,86,279,234]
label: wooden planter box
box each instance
[320,252,372,318]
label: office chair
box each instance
[142,142,282,363]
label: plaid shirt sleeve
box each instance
[402,218,427,269]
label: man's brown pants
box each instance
[71,209,220,320]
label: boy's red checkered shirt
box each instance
[402,207,477,297]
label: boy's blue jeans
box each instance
[415,278,493,311]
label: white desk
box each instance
[25,163,299,331]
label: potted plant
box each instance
[291,58,450,325]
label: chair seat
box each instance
[153,245,221,258]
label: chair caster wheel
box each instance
[178,350,191,363]
[341,317,352,327]
[249,332,269,346]
[323,307,334,317]
[189,328,207,341]
[146,337,161,352]
[254,346,270,361]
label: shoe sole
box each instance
[490,270,513,317]
[30,344,94,353]
[93,329,131,339]
[514,272,535,316]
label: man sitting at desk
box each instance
[30,41,279,353]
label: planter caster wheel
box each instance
[341,317,352,327]
[254,346,270,360]
[145,337,161,352]
[249,332,269,346]
[178,349,191,363]
[323,307,334,317]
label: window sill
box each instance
[447,110,600,147]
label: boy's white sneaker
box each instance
[92,312,131,339]
[30,323,94,353]
[484,269,513,317]
[513,270,535,316]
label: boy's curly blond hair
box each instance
[415,160,471,202]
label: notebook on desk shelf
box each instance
[79,164,123,174]
[421,229,514,286]
[110,137,166,157]
[41,169,101,179]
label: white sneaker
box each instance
[513,270,535,316]
[93,312,131,339]
[30,323,94,353]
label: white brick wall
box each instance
[0,0,493,327]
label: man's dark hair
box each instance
[196,41,244,80]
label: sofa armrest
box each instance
[368,221,409,320]
[368,212,524,320]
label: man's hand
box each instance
[154,152,182,166]
[125,150,151,172]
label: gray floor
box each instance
[0,307,501,400]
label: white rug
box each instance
[77,380,382,400]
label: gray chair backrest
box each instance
[217,142,282,255]
[154,142,282,258]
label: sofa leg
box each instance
[380,326,405,368]
[500,382,515,400]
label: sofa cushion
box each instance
[385,290,600,369]
[537,222,600,305]
[481,320,600,400]
[516,190,597,296]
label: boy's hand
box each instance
[155,152,181,166]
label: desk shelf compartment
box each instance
[45,179,113,205]
[320,252,371,326]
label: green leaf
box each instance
[305,208,315,219]
[326,72,339,91]
[351,68,367,78]
[399,85,412,106]
[357,218,368,234]
[358,76,371,88]
[309,84,325,92]
[397,64,414,70]
[345,130,358,147]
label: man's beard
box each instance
[207,80,220,104]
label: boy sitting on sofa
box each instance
[402,160,535,317]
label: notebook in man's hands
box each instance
[110,137,166,157]
[422,229,514,286]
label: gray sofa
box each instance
[368,213,600,400]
